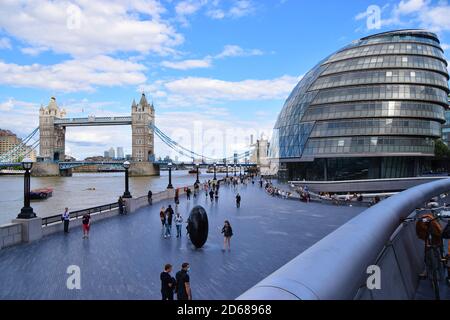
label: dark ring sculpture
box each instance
[187,206,209,248]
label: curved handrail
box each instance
[237,178,450,300]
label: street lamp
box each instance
[122,161,132,198]
[234,164,237,177]
[213,162,217,181]
[224,159,228,178]
[167,162,174,189]
[17,158,36,219]
[195,163,200,184]
[239,164,242,177]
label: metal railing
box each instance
[42,202,119,226]
[237,178,450,300]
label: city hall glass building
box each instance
[270,30,449,181]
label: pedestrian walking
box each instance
[148,190,153,205]
[175,212,184,238]
[82,213,91,239]
[176,263,192,300]
[209,189,214,202]
[160,206,166,228]
[186,188,191,200]
[164,205,174,238]
[174,189,180,206]
[160,264,176,300]
[62,207,70,233]
[221,220,233,251]
[236,193,241,208]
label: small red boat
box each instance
[30,188,53,200]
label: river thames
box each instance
[0,170,225,225]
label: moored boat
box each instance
[30,188,53,200]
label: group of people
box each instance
[60,207,91,239]
[159,220,235,301]
[160,263,192,300]
[263,180,294,200]
[159,205,184,238]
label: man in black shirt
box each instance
[175,262,192,300]
[160,264,175,300]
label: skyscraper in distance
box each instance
[117,147,124,159]
[109,147,115,159]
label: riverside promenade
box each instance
[0,181,363,299]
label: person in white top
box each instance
[62,207,70,233]
[175,212,184,238]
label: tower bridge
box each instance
[0,95,259,176]
[35,94,157,177]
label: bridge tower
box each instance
[39,97,66,162]
[131,93,155,162]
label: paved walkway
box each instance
[0,182,364,300]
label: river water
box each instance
[0,170,226,225]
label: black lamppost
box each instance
[167,162,174,189]
[213,162,217,181]
[195,163,200,184]
[234,164,237,177]
[17,158,36,219]
[122,161,132,198]
[223,159,228,178]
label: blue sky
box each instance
[0,0,449,160]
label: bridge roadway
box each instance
[54,116,132,127]
[0,182,363,299]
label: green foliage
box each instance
[435,139,450,158]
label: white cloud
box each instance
[206,0,256,20]
[0,56,147,92]
[0,37,12,50]
[229,0,255,18]
[419,4,450,32]
[140,75,300,108]
[396,0,429,15]
[164,76,299,101]
[206,9,226,19]
[161,57,212,70]
[0,99,40,137]
[20,46,48,56]
[160,44,264,70]
[175,0,208,16]
[216,45,263,58]
[0,0,183,57]
[357,0,450,33]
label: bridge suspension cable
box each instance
[151,124,253,163]
[0,127,39,162]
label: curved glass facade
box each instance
[270,30,449,181]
